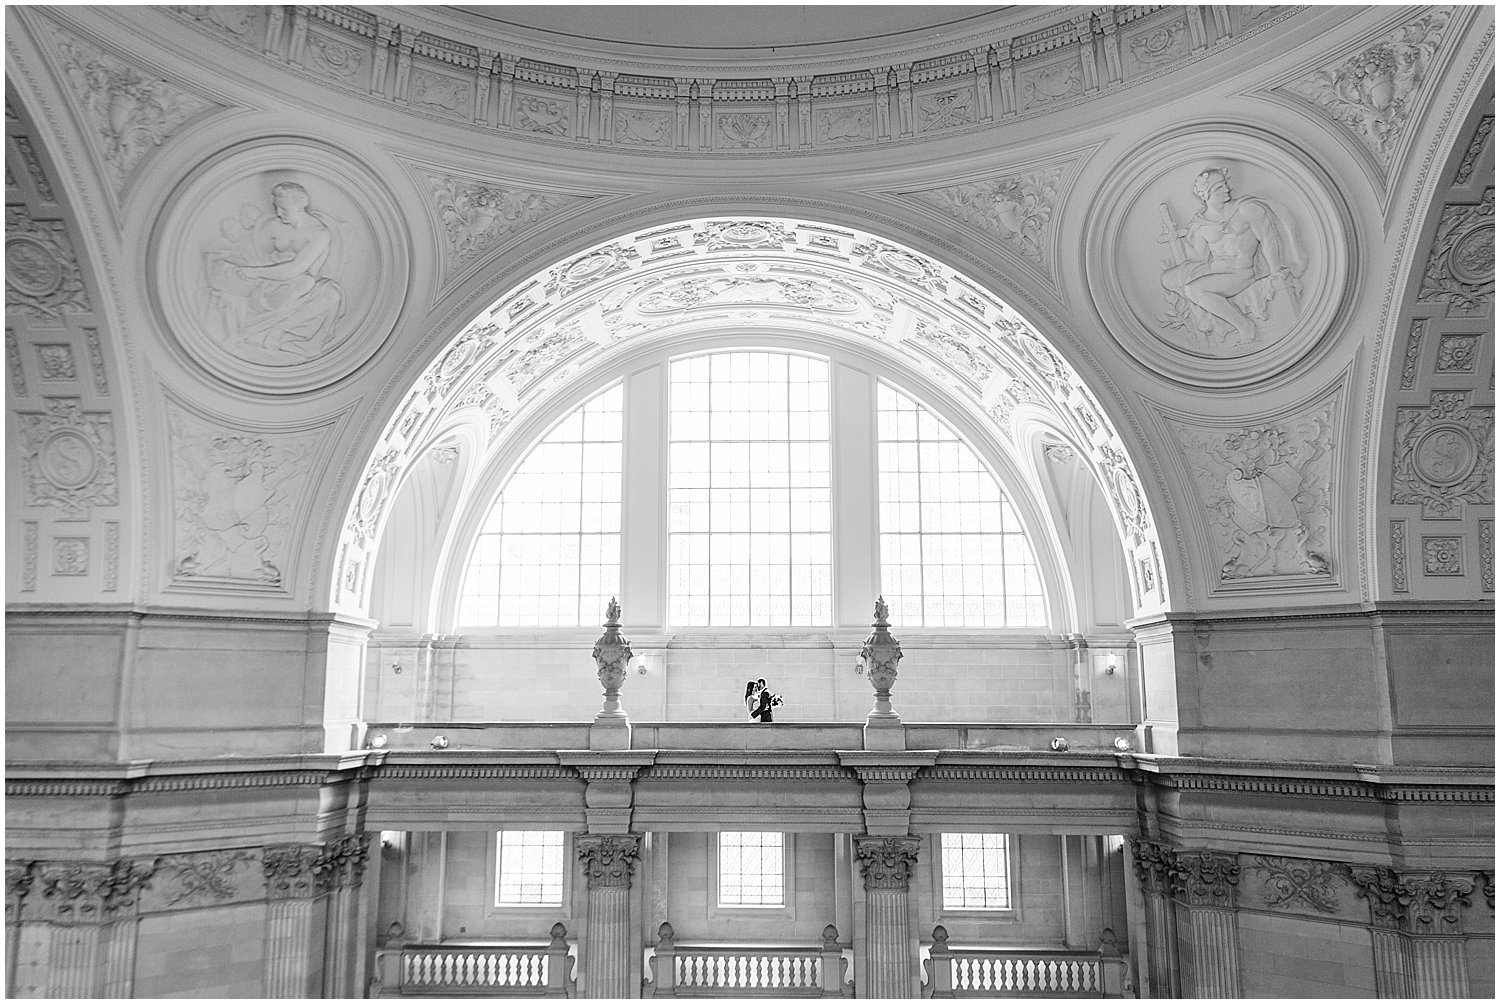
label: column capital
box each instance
[7,860,35,923]
[33,858,156,925]
[1170,848,1240,908]
[1349,866,1475,933]
[853,835,921,890]
[576,833,641,888]
[262,844,324,901]
[1128,836,1175,895]
[316,833,372,891]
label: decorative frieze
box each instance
[1391,519,1410,592]
[576,834,641,888]
[1418,189,1495,315]
[1401,318,1426,389]
[1455,116,1494,186]
[154,849,257,908]
[1391,390,1495,518]
[83,328,108,395]
[1480,519,1494,591]
[1246,855,1344,914]
[852,835,921,890]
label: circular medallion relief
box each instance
[1085,128,1349,387]
[1412,425,1478,487]
[1450,224,1495,285]
[153,139,409,394]
[6,235,63,298]
[40,430,98,490]
[358,469,388,523]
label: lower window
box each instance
[940,833,1012,910]
[495,830,565,907]
[717,831,785,908]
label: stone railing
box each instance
[371,924,575,997]
[922,926,1131,998]
[644,922,853,998]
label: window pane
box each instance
[877,384,1046,627]
[668,352,832,627]
[460,385,622,627]
[941,833,1011,910]
[718,831,785,907]
[495,830,565,907]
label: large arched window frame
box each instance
[433,333,1074,635]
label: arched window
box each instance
[458,384,622,627]
[455,348,1051,631]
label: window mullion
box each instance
[832,362,878,628]
[621,364,667,628]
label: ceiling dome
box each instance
[437,4,1012,61]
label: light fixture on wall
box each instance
[1105,653,1117,675]
[430,734,449,749]
[1113,736,1132,753]
[391,658,403,675]
[369,734,388,749]
[1050,737,1068,752]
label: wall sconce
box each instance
[391,659,403,675]
[853,654,866,676]
[1105,653,1117,675]
[1113,736,1132,753]
[430,734,449,749]
[369,734,388,749]
[1050,737,1069,752]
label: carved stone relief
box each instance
[1401,319,1427,389]
[35,343,76,380]
[1089,131,1346,387]
[1281,8,1453,173]
[1455,116,1494,186]
[33,859,156,925]
[615,108,673,147]
[1391,390,1495,518]
[852,836,922,891]
[1435,333,1483,372]
[171,5,264,46]
[83,328,109,395]
[717,113,772,149]
[52,537,89,576]
[6,327,26,396]
[1126,17,1192,73]
[816,105,872,144]
[1421,535,1464,575]
[1169,394,1337,584]
[1349,866,1474,934]
[900,166,1061,274]
[514,93,570,136]
[919,88,976,131]
[6,206,91,320]
[104,520,118,591]
[1417,188,1495,315]
[1246,855,1347,914]
[53,28,216,192]
[430,173,585,271]
[305,31,366,84]
[167,403,323,590]
[17,398,118,519]
[156,141,407,393]
[411,69,471,119]
[1481,519,1494,591]
[12,134,56,201]
[1391,519,1410,592]
[142,849,258,910]
[1020,59,1084,110]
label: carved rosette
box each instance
[1349,866,1475,934]
[1170,849,1241,908]
[34,858,156,925]
[576,834,641,889]
[5,206,91,319]
[262,844,323,901]
[853,835,922,891]
[1391,391,1495,519]
[1129,837,1177,896]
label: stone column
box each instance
[577,834,641,999]
[6,862,33,996]
[319,835,372,999]
[261,845,328,998]
[1169,849,1242,998]
[1350,866,1475,997]
[21,858,155,998]
[1127,838,1180,998]
[853,835,920,999]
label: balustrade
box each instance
[371,924,574,997]
[645,922,851,997]
[922,926,1130,998]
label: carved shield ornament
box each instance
[154,141,408,394]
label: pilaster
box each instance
[17,858,155,999]
[1169,849,1242,998]
[853,835,920,998]
[1350,866,1475,997]
[577,833,641,999]
[1127,837,1180,998]
[261,844,327,998]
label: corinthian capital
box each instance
[576,833,641,888]
[853,835,922,890]
[1170,849,1240,908]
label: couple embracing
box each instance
[743,679,783,723]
